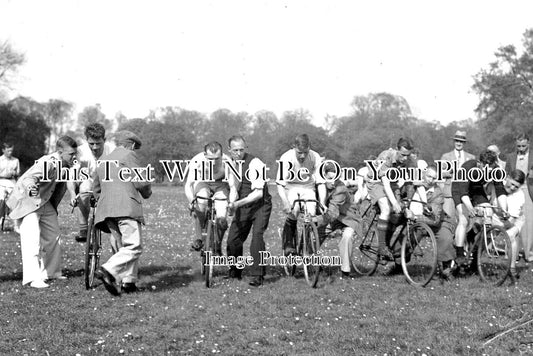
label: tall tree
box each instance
[78,104,113,132]
[44,99,74,152]
[473,28,533,153]
[0,40,25,96]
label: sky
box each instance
[1,0,532,127]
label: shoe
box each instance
[223,268,242,280]
[510,268,520,282]
[284,247,297,256]
[249,276,263,287]
[122,283,142,293]
[382,263,402,276]
[441,267,455,282]
[455,255,468,267]
[50,274,67,280]
[378,247,394,261]
[341,271,350,277]
[191,239,204,251]
[74,230,87,243]
[96,267,120,296]
[30,280,49,288]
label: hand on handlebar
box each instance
[392,201,402,214]
[28,184,39,197]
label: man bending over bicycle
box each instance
[313,163,361,277]
[276,134,326,256]
[451,150,506,267]
[407,164,456,280]
[366,137,416,265]
[186,141,236,255]
[496,169,526,281]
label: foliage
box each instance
[473,28,533,153]
[78,104,113,133]
[0,40,25,94]
[0,101,50,171]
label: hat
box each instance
[114,130,142,148]
[452,130,467,142]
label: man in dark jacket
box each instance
[93,130,152,296]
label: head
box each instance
[486,144,500,158]
[396,137,414,164]
[478,150,498,172]
[84,123,106,158]
[56,136,78,167]
[410,147,420,161]
[323,161,338,190]
[115,130,142,151]
[293,134,311,164]
[452,130,467,151]
[504,169,525,194]
[515,133,530,155]
[228,135,247,161]
[204,141,223,161]
[2,143,14,158]
[423,164,438,188]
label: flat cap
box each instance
[114,130,142,148]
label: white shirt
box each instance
[276,149,324,189]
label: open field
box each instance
[1,186,533,355]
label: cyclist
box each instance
[0,143,20,230]
[67,123,115,242]
[451,150,506,266]
[366,137,416,263]
[186,141,236,255]
[276,134,326,256]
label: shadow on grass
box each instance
[139,264,194,292]
[0,271,22,282]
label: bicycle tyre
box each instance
[477,226,511,286]
[400,222,437,287]
[204,221,215,288]
[84,212,101,289]
[303,223,321,288]
[351,215,379,276]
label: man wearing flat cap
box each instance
[93,130,152,295]
[439,130,475,220]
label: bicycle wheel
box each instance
[204,221,215,288]
[303,223,321,288]
[401,222,437,287]
[351,216,379,276]
[477,226,511,286]
[84,212,101,289]
[282,227,297,277]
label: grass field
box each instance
[1,186,532,355]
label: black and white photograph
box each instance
[1,1,533,354]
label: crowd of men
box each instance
[0,124,532,294]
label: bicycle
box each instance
[460,205,512,286]
[351,199,438,287]
[190,195,227,288]
[76,191,102,290]
[282,195,326,288]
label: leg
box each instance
[19,210,43,285]
[338,226,355,274]
[249,203,272,277]
[226,212,253,279]
[376,196,393,259]
[39,202,62,280]
[454,204,469,264]
[74,185,92,241]
[521,191,533,262]
[213,190,229,255]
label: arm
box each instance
[277,183,291,213]
[315,187,346,227]
[382,176,401,213]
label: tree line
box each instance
[1,30,533,177]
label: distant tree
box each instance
[0,102,49,172]
[473,28,533,153]
[204,108,251,145]
[44,99,75,152]
[248,110,280,166]
[78,104,113,132]
[114,111,128,131]
[0,40,25,95]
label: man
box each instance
[93,131,152,296]
[440,130,476,220]
[186,142,235,255]
[226,135,272,286]
[0,143,20,229]
[505,133,533,263]
[314,162,361,277]
[276,134,326,256]
[67,123,115,242]
[366,137,416,262]
[451,150,505,266]
[407,164,456,280]
[7,136,77,288]
[496,169,526,281]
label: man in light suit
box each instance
[439,130,475,220]
[7,136,78,288]
[505,133,533,263]
[93,131,152,296]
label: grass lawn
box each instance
[1,186,532,355]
